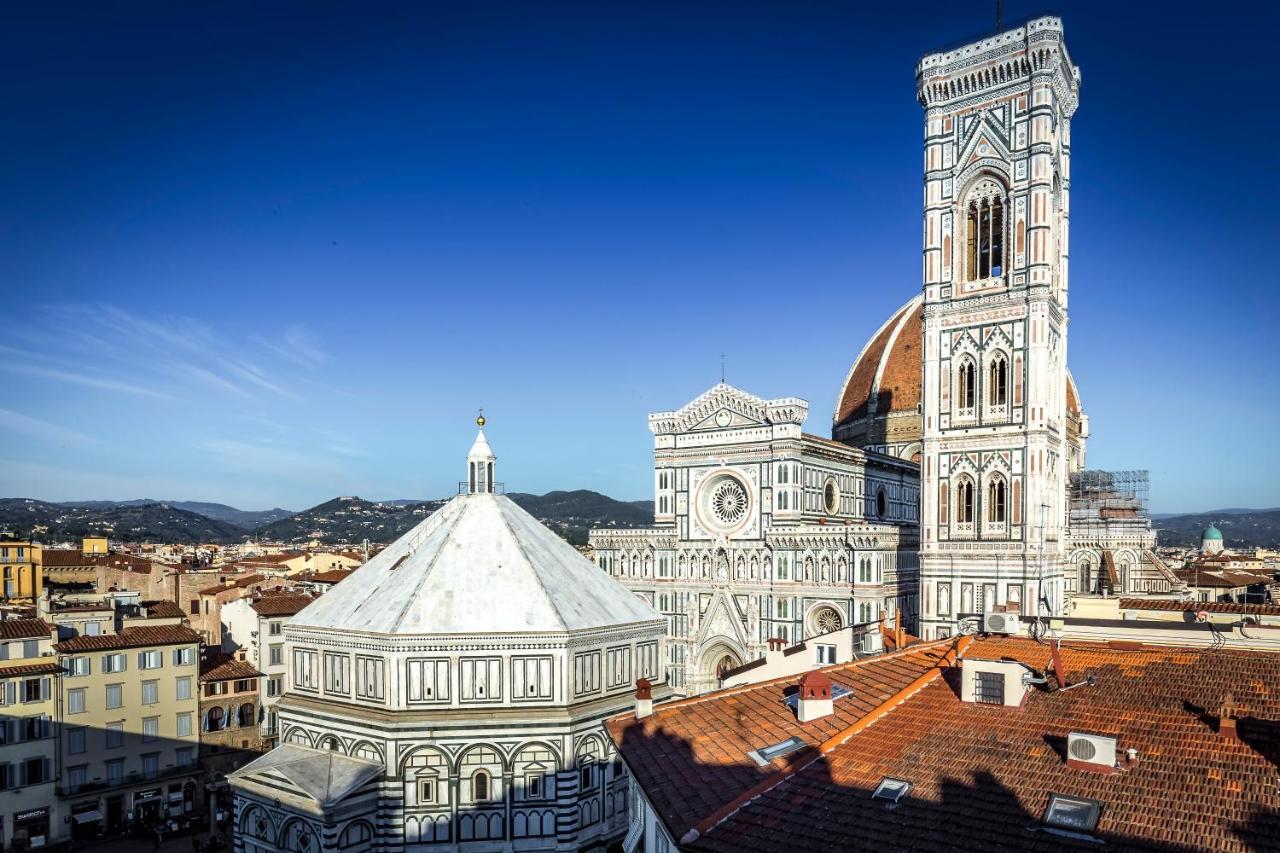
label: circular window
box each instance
[697,472,752,533]
[812,606,843,635]
[711,479,748,525]
[823,480,839,515]
[876,488,887,519]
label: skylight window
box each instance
[1044,794,1103,834]
[783,683,852,711]
[872,777,911,805]
[747,736,806,766]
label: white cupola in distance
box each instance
[467,410,496,494]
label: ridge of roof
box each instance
[682,635,971,844]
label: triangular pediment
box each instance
[958,113,1011,170]
[649,383,808,435]
[695,590,748,649]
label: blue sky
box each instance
[2,1,1276,513]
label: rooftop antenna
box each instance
[995,0,1003,33]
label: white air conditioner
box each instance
[1066,732,1116,768]
[983,612,1021,635]
[861,631,884,654]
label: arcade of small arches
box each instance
[276,727,627,843]
[239,809,373,853]
[600,543,894,587]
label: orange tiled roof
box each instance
[0,618,52,640]
[199,654,263,682]
[197,574,267,597]
[250,594,313,617]
[1119,598,1280,616]
[613,636,1280,852]
[607,642,953,842]
[55,625,199,653]
[0,660,62,678]
[140,600,186,619]
[302,569,353,584]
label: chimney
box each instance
[634,678,653,719]
[894,610,905,649]
[1219,692,1239,741]
[796,670,833,723]
[767,637,786,651]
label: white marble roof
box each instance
[293,493,660,636]
[228,744,381,808]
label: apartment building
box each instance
[198,652,263,822]
[220,592,315,748]
[0,538,41,601]
[0,619,58,849]
[55,624,202,836]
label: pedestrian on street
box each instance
[192,836,203,853]
[153,827,162,850]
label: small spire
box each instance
[466,411,496,494]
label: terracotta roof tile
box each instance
[0,618,53,640]
[0,660,62,678]
[608,641,954,840]
[55,625,199,653]
[1119,598,1280,617]
[618,637,1280,852]
[302,569,353,584]
[197,574,267,596]
[140,600,186,619]
[199,654,263,682]
[250,594,314,617]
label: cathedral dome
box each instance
[294,491,660,636]
[831,295,924,457]
[831,294,1084,460]
[1203,524,1223,541]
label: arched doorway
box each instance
[699,643,743,688]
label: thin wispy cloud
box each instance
[0,408,104,448]
[0,362,175,399]
[260,325,327,368]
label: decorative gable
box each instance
[649,383,808,435]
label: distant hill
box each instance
[2,490,655,546]
[1154,509,1280,548]
[0,498,247,543]
[166,501,293,529]
[251,496,447,544]
[508,490,654,545]
[49,499,292,530]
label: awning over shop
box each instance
[72,811,104,825]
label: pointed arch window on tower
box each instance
[957,479,975,525]
[958,359,977,410]
[989,355,1009,407]
[965,185,1005,281]
[988,477,1007,524]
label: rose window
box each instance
[813,607,843,635]
[711,480,748,525]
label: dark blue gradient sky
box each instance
[2,1,1275,511]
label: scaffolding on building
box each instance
[1069,470,1151,533]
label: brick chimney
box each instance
[635,678,653,720]
[767,637,786,651]
[796,670,834,723]
[1219,692,1239,741]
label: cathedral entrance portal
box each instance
[699,643,743,688]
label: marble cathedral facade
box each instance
[589,384,919,697]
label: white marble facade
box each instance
[589,383,919,696]
[230,428,667,852]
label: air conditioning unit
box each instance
[861,631,884,654]
[1067,732,1116,769]
[983,612,1021,635]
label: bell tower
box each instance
[915,17,1080,638]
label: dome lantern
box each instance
[466,410,496,494]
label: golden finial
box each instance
[476,407,486,428]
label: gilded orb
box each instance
[476,412,486,428]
